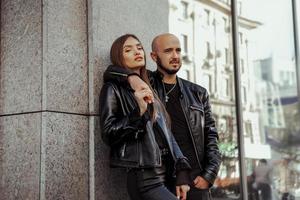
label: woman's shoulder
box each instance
[100,81,121,97]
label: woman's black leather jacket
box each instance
[99,80,190,171]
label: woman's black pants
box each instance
[127,165,178,200]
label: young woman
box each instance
[99,34,191,200]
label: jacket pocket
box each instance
[188,105,205,136]
[119,140,138,162]
[189,105,204,113]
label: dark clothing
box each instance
[187,169,211,200]
[127,158,178,200]
[257,183,271,200]
[153,122,168,150]
[99,81,190,171]
[165,83,200,170]
[104,65,221,186]
[127,167,178,200]
[187,187,209,200]
[254,163,272,200]
[99,75,192,200]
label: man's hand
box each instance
[176,185,190,200]
[128,75,154,104]
[193,176,209,189]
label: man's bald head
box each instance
[151,33,180,52]
[150,33,182,76]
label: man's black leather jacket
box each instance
[104,65,221,185]
[99,80,190,172]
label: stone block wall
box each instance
[0,0,168,199]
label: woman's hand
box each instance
[176,185,190,200]
[134,88,153,116]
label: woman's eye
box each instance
[137,46,143,50]
[124,49,131,53]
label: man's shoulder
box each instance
[179,77,208,93]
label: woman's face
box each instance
[122,37,145,70]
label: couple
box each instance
[99,33,221,200]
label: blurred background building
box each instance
[169,0,300,199]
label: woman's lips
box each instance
[135,56,143,61]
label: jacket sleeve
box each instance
[199,89,222,186]
[99,83,144,147]
[103,65,137,84]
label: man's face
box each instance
[152,36,182,75]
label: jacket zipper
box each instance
[109,71,129,77]
[121,143,126,158]
[180,96,202,170]
[209,189,213,200]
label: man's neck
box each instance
[163,75,177,84]
[157,69,177,84]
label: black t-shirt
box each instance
[164,82,199,170]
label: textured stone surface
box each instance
[0,0,42,115]
[43,0,88,114]
[90,1,169,199]
[43,112,89,200]
[94,116,129,200]
[89,0,169,115]
[0,114,41,200]
[1,0,170,200]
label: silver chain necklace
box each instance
[163,82,177,102]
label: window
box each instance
[223,17,228,32]
[225,78,230,97]
[181,34,188,54]
[240,59,244,73]
[244,122,253,142]
[204,9,210,25]
[206,41,211,59]
[238,32,243,44]
[222,78,230,97]
[203,74,212,93]
[242,86,247,103]
[238,1,242,15]
[181,1,188,19]
[225,48,229,64]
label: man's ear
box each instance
[150,52,157,62]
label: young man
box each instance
[104,33,221,200]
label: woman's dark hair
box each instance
[110,34,170,125]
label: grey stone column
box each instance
[0,0,169,199]
[1,0,43,199]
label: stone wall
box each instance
[0,0,169,199]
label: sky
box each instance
[242,0,295,60]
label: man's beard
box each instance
[156,56,181,75]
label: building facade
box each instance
[169,0,300,199]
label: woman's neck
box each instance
[131,68,140,75]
